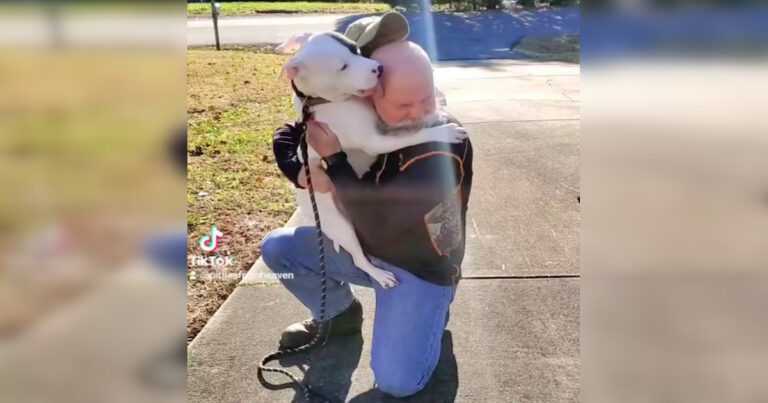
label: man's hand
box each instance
[297,161,335,193]
[306,119,342,158]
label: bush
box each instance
[428,0,579,12]
[517,0,580,6]
[484,0,503,9]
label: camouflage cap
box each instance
[344,11,410,57]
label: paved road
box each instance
[187,14,353,47]
[187,8,580,61]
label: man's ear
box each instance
[281,58,302,81]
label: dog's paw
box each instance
[428,123,468,144]
[370,269,399,289]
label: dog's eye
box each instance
[340,63,348,72]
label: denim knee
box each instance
[259,228,291,271]
[374,368,426,398]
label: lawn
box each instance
[187,1,390,16]
[187,49,297,341]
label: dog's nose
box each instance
[375,65,383,77]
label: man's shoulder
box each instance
[397,114,470,162]
[444,112,462,126]
[397,138,471,172]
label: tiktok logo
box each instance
[199,225,224,253]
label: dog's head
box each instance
[282,32,382,102]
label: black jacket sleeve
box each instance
[325,147,463,237]
[273,123,304,189]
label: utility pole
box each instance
[210,0,221,50]
[46,3,63,49]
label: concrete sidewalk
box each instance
[188,59,580,402]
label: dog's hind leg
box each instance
[314,193,399,288]
[344,234,399,289]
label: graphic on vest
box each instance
[424,191,462,256]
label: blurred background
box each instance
[0,1,186,402]
[581,1,768,402]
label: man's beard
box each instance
[376,111,445,136]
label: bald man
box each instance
[261,39,473,398]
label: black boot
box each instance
[279,298,363,350]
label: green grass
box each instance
[186,50,296,235]
[513,34,580,63]
[187,49,298,341]
[187,1,390,16]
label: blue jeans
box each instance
[260,226,456,398]
[144,232,187,277]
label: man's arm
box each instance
[305,118,465,232]
[325,148,464,235]
[273,123,336,193]
[273,123,304,189]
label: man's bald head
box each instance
[369,41,437,128]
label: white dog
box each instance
[280,32,466,288]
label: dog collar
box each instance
[325,31,362,56]
[291,80,331,109]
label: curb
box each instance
[240,209,303,286]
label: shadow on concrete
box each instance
[334,8,579,61]
[265,330,458,402]
[348,331,458,403]
[442,60,517,72]
[272,332,365,402]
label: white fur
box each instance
[283,33,467,288]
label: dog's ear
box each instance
[275,32,311,55]
[281,57,302,81]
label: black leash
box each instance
[257,100,333,403]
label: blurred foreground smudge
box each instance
[582,2,768,402]
[0,2,186,403]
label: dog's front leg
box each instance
[364,123,468,155]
